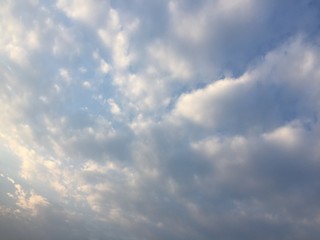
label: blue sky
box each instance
[1,0,320,239]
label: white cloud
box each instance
[173,36,320,131]
[168,1,208,44]
[26,30,40,49]
[99,59,111,74]
[7,177,15,184]
[148,41,192,79]
[98,8,135,71]
[59,68,72,83]
[107,99,121,115]
[191,137,222,157]
[1,1,320,239]
[56,0,109,26]
[173,74,251,127]
[14,184,49,216]
[262,122,304,149]
[169,0,257,44]
[82,81,91,89]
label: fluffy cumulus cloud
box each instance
[1,0,320,239]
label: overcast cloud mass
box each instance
[1,0,320,239]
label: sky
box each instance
[1,0,320,239]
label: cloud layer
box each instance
[1,0,320,239]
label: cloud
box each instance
[1,0,320,240]
[173,36,320,133]
[14,184,49,216]
[56,0,110,26]
[147,41,193,80]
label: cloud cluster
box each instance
[1,0,320,239]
